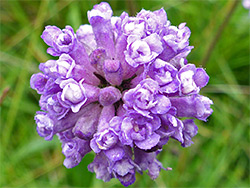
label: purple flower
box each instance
[31,2,213,186]
[72,103,102,139]
[99,86,122,106]
[30,73,49,94]
[123,78,171,117]
[39,94,69,119]
[59,78,100,113]
[76,24,97,55]
[88,2,113,21]
[61,136,91,168]
[121,16,145,37]
[181,119,198,147]
[90,106,126,162]
[89,48,107,76]
[159,23,193,65]
[167,48,192,69]
[36,103,101,141]
[90,128,119,152]
[112,157,136,186]
[134,148,170,180]
[124,33,163,68]
[39,54,75,81]
[41,25,77,56]
[30,73,61,95]
[149,58,180,94]
[103,59,123,86]
[87,2,115,58]
[89,151,138,187]
[58,128,91,168]
[177,64,209,95]
[170,94,213,121]
[159,112,184,144]
[88,152,113,182]
[59,79,87,112]
[136,8,169,34]
[35,112,54,141]
[119,114,161,150]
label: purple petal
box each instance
[103,60,123,85]
[104,146,125,161]
[99,86,122,106]
[88,152,112,182]
[135,132,160,150]
[151,94,171,115]
[170,95,213,121]
[72,103,102,139]
[118,173,136,187]
[193,68,209,88]
[30,73,48,94]
[181,119,198,147]
[97,105,115,131]
[41,26,62,46]
[76,24,97,55]
[35,112,54,141]
[113,158,134,176]
[88,10,115,58]
[47,47,60,56]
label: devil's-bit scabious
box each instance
[30,2,213,186]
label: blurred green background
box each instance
[0,0,249,187]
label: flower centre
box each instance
[58,33,72,45]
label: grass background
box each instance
[0,0,249,187]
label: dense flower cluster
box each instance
[30,2,213,186]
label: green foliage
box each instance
[0,0,249,187]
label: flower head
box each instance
[31,2,213,186]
